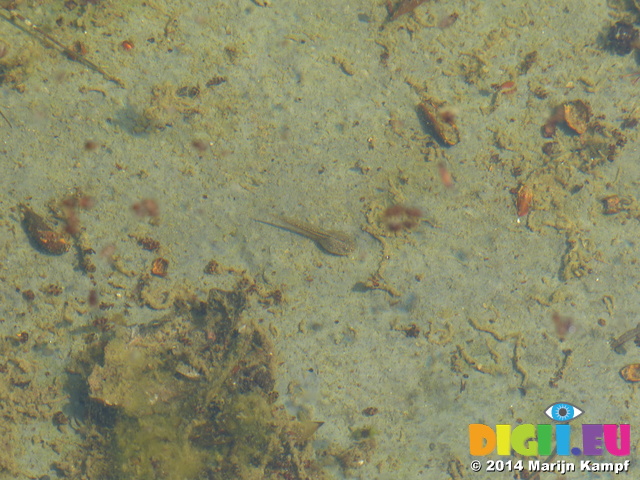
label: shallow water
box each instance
[0,0,638,478]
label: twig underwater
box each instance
[0,107,11,128]
[0,7,124,87]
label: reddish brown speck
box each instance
[494,81,516,95]
[84,140,99,151]
[151,257,169,277]
[438,162,454,188]
[132,198,159,217]
[404,207,422,218]
[88,289,99,307]
[516,185,533,217]
[438,12,459,29]
[383,204,423,232]
[384,205,405,217]
[552,312,575,340]
[22,290,35,301]
[191,139,209,152]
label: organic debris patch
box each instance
[57,283,326,480]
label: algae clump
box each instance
[60,284,327,480]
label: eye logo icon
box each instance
[544,402,583,422]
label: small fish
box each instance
[255,214,355,256]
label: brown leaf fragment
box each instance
[417,99,460,146]
[563,100,591,135]
[19,204,71,254]
[621,364,640,382]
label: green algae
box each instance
[57,283,327,480]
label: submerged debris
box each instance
[611,323,640,353]
[417,99,460,146]
[620,364,640,382]
[515,185,533,217]
[19,204,71,254]
[607,21,640,55]
[0,8,124,86]
[563,100,591,135]
[61,283,328,480]
[382,205,422,232]
[150,257,169,277]
[542,100,591,137]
